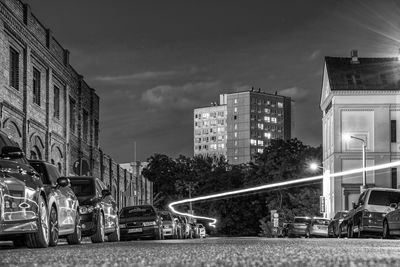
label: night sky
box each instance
[28,0,400,163]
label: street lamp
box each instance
[343,134,367,191]
[309,162,322,171]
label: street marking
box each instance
[169,160,400,227]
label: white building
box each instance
[320,50,400,218]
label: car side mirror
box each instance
[57,177,70,187]
[0,146,24,159]
[352,202,357,209]
[101,189,111,197]
[390,203,398,209]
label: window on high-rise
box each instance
[264,116,270,122]
[278,102,283,108]
[258,123,264,130]
[234,98,238,104]
[234,107,238,113]
[33,68,41,105]
[9,47,19,90]
[234,124,237,130]
[234,132,238,138]
[258,140,264,146]
[391,120,397,143]
[271,117,277,123]
[257,148,263,153]
[265,132,271,139]
[53,86,60,119]
[250,139,257,145]
[265,108,270,114]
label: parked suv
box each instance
[29,160,81,246]
[0,131,49,248]
[119,205,163,240]
[68,176,119,243]
[346,187,400,238]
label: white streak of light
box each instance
[169,160,400,227]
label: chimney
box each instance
[351,49,359,64]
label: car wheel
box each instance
[67,212,82,245]
[26,195,49,248]
[49,206,59,247]
[357,223,364,238]
[108,219,120,242]
[91,212,105,243]
[347,223,353,238]
[383,220,391,239]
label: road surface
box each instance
[1,237,400,266]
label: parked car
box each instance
[346,187,400,238]
[68,176,119,243]
[287,217,311,238]
[119,205,163,240]
[173,215,185,239]
[181,216,192,239]
[328,211,348,238]
[0,131,52,248]
[29,160,81,246]
[196,223,206,238]
[382,202,400,238]
[160,211,178,239]
[305,217,330,238]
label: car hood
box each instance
[0,159,41,190]
[77,195,99,205]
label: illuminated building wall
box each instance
[320,51,400,218]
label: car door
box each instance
[49,165,76,233]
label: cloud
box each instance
[308,50,321,61]
[94,70,178,82]
[141,81,221,109]
[278,87,308,100]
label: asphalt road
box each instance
[2,237,400,266]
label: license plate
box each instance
[128,228,142,233]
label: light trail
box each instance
[169,160,400,227]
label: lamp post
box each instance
[344,134,367,191]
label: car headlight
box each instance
[119,224,126,228]
[24,187,36,200]
[79,205,95,214]
[143,221,156,226]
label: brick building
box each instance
[0,0,152,209]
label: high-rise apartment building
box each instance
[194,90,292,164]
[194,99,228,157]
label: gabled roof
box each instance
[325,57,400,91]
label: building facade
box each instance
[193,101,227,158]
[320,50,400,218]
[0,0,152,209]
[120,162,153,206]
[194,90,292,164]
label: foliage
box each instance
[142,139,322,236]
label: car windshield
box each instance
[294,218,310,224]
[368,190,400,206]
[120,206,156,218]
[313,219,330,225]
[69,179,95,197]
[160,213,172,221]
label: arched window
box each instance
[30,146,42,160]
